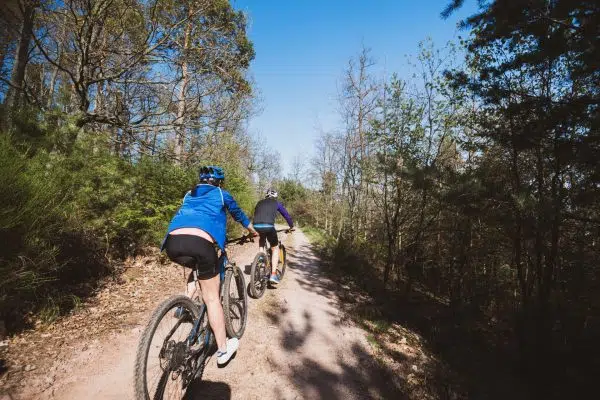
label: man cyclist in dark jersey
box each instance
[252,188,294,284]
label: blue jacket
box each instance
[162,184,250,251]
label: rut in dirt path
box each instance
[195,231,404,400]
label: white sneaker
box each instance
[216,337,239,365]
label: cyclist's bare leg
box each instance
[270,244,279,275]
[185,271,199,299]
[198,274,226,351]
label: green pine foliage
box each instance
[0,130,259,328]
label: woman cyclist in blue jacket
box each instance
[162,166,257,366]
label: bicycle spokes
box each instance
[144,303,196,399]
[228,276,245,329]
[229,292,243,320]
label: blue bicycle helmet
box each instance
[199,165,225,183]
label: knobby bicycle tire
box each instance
[223,265,248,338]
[134,295,201,400]
[249,252,268,299]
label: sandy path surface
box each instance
[195,230,398,400]
[4,230,399,400]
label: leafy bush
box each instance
[0,134,66,287]
[0,133,97,327]
[0,127,260,331]
[68,150,197,255]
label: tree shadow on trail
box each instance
[304,240,530,400]
[184,379,232,400]
[287,343,409,400]
[271,243,408,399]
[286,244,342,304]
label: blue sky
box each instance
[233,0,477,176]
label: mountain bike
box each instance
[249,228,291,299]
[134,235,251,399]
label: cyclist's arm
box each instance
[223,191,256,233]
[277,202,294,228]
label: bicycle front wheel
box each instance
[134,295,201,400]
[250,252,268,299]
[223,264,248,338]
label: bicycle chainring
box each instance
[160,340,188,373]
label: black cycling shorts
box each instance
[255,226,278,247]
[164,234,218,279]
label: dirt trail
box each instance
[196,231,399,400]
[3,230,399,400]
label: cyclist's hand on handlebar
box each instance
[247,225,258,237]
[287,227,296,233]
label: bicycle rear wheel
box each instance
[223,264,248,338]
[134,295,203,400]
[249,252,268,299]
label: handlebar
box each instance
[227,228,294,245]
[225,233,255,245]
[276,228,295,233]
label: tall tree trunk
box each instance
[0,24,11,83]
[7,1,36,110]
[46,67,60,108]
[174,7,193,162]
[47,13,69,109]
